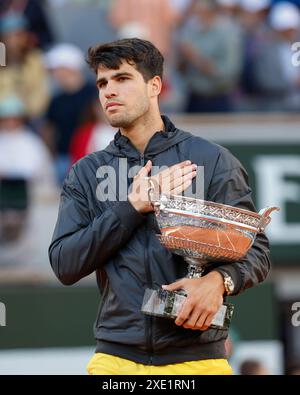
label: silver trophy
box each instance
[141,190,279,330]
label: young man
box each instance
[49,38,270,375]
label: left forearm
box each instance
[213,232,271,296]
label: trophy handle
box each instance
[258,206,280,232]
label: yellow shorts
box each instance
[87,353,232,375]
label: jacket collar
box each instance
[104,115,191,161]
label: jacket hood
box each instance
[104,115,192,161]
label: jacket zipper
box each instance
[140,154,145,167]
[140,153,154,364]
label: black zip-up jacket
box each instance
[49,116,271,365]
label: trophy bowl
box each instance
[141,193,279,329]
[155,194,279,268]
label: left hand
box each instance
[162,271,225,331]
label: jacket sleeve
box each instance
[49,167,145,286]
[207,146,271,296]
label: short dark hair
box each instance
[240,360,264,375]
[87,38,164,82]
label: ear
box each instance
[149,76,162,98]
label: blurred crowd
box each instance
[0,0,300,243]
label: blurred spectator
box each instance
[0,0,54,49]
[43,43,97,184]
[70,99,115,165]
[217,0,240,18]
[239,359,270,375]
[177,0,242,112]
[170,0,193,13]
[108,0,183,112]
[239,0,271,18]
[225,336,234,360]
[0,95,55,243]
[238,0,272,103]
[286,360,300,375]
[108,0,180,57]
[269,2,300,110]
[225,327,240,361]
[240,2,300,111]
[272,0,300,5]
[0,13,50,120]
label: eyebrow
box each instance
[96,72,133,88]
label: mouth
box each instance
[105,102,122,111]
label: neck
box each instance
[120,110,164,153]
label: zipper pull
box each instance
[140,154,145,166]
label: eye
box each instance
[118,77,127,82]
[98,81,107,89]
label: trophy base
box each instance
[141,288,234,330]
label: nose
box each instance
[103,81,118,99]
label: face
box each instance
[241,11,265,30]
[3,30,29,55]
[51,67,82,91]
[279,28,298,42]
[96,61,158,129]
[0,117,23,131]
[194,3,216,25]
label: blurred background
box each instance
[0,0,300,375]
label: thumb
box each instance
[162,278,185,292]
[137,160,152,177]
[145,159,152,172]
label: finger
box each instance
[160,164,196,187]
[161,278,185,292]
[163,164,197,181]
[195,312,209,330]
[183,308,202,329]
[159,161,192,179]
[162,167,196,192]
[156,163,196,195]
[149,176,160,195]
[175,299,193,326]
[145,160,152,173]
[170,170,197,190]
[201,313,214,331]
[171,178,193,195]
[137,160,152,177]
[171,164,197,179]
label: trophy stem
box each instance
[187,264,204,278]
[185,257,206,279]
